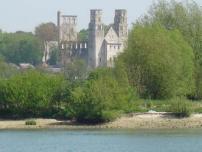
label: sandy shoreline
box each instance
[1,113,202,130]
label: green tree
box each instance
[35,22,58,41]
[69,68,135,123]
[78,29,88,41]
[0,32,43,65]
[139,0,202,99]
[0,70,65,117]
[64,59,87,81]
[119,24,194,99]
[47,47,60,65]
[0,59,19,79]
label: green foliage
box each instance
[0,70,65,117]
[25,120,37,126]
[139,0,202,99]
[48,48,60,65]
[119,24,194,99]
[35,22,57,41]
[169,98,193,117]
[78,29,88,41]
[124,100,147,113]
[0,60,19,78]
[0,66,133,123]
[69,68,135,123]
[101,110,121,122]
[0,0,201,123]
[64,59,87,81]
[0,32,43,65]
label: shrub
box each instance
[25,120,37,125]
[125,100,148,113]
[101,110,121,122]
[170,98,193,117]
[0,70,66,117]
[69,68,135,123]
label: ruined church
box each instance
[54,9,128,68]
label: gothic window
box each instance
[100,58,101,63]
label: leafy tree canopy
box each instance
[35,22,58,42]
[0,32,43,65]
[78,29,88,41]
[119,24,194,99]
[138,0,202,98]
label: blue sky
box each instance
[0,0,201,32]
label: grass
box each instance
[25,119,37,125]
[128,98,202,117]
[169,98,193,117]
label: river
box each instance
[0,129,202,152]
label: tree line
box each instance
[0,22,87,65]
[0,0,201,122]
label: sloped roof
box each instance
[104,26,119,43]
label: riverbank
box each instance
[1,113,202,129]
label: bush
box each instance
[125,100,148,113]
[170,98,193,117]
[0,70,66,117]
[0,60,19,79]
[25,120,37,125]
[101,111,121,122]
[69,68,135,123]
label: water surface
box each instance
[1,129,202,152]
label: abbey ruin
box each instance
[44,9,128,69]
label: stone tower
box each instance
[57,11,77,42]
[114,9,128,42]
[57,11,78,65]
[88,9,104,68]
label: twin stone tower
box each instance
[57,9,128,69]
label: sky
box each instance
[0,0,201,33]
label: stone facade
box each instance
[88,9,128,68]
[57,11,88,65]
[57,9,128,68]
[57,11,77,42]
[42,41,58,64]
